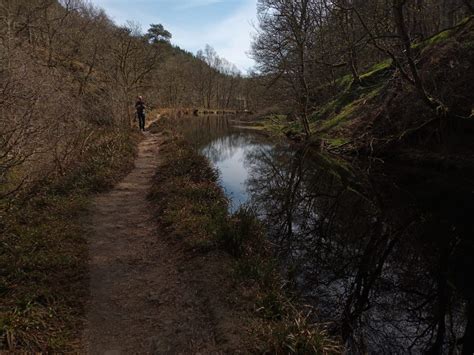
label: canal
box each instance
[174,115,474,354]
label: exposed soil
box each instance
[81,131,251,354]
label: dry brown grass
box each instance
[0,131,138,352]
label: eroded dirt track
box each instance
[82,132,247,354]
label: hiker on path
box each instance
[135,96,146,131]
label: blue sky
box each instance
[90,0,258,72]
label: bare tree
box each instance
[252,0,317,137]
[107,23,159,125]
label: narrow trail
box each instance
[82,132,246,354]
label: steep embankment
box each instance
[318,16,474,158]
[266,16,474,164]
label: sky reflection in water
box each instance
[177,116,474,354]
[200,133,271,211]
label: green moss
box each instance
[319,106,355,131]
[316,93,377,133]
[310,98,338,122]
[309,70,385,141]
[325,137,350,148]
[310,58,389,129]
[429,29,453,45]
[335,73,353,90]
[413,15,474,51]
[360,58,393,82]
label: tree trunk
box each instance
[393,0,437,110]
[349,48,361,85]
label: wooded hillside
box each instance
[252,0,473,141]
[0,1,259,350]
[0,0,259,200]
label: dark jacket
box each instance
[135,100,145,115]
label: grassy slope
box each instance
[255,58,394,148]
[0,131,138,351]
[260,16,474,154]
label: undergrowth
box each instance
[0,129,138,352]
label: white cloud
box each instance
[89,0,257,71]
[171,0,257,71]
[174,0,225,10]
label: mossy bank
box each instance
[256,16,474,166]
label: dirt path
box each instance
[82,132,248,354]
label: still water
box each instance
[175,115,474,354]
[200,134,269,211]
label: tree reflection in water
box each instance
[245,144,474,354]
[175,116,474,353]
[176,115,271,211]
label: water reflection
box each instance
[175,116,270,211]
[202,133,271,210]
[246,145,474,354]
[175,116,474,354]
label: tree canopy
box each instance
[146,23,172,43]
